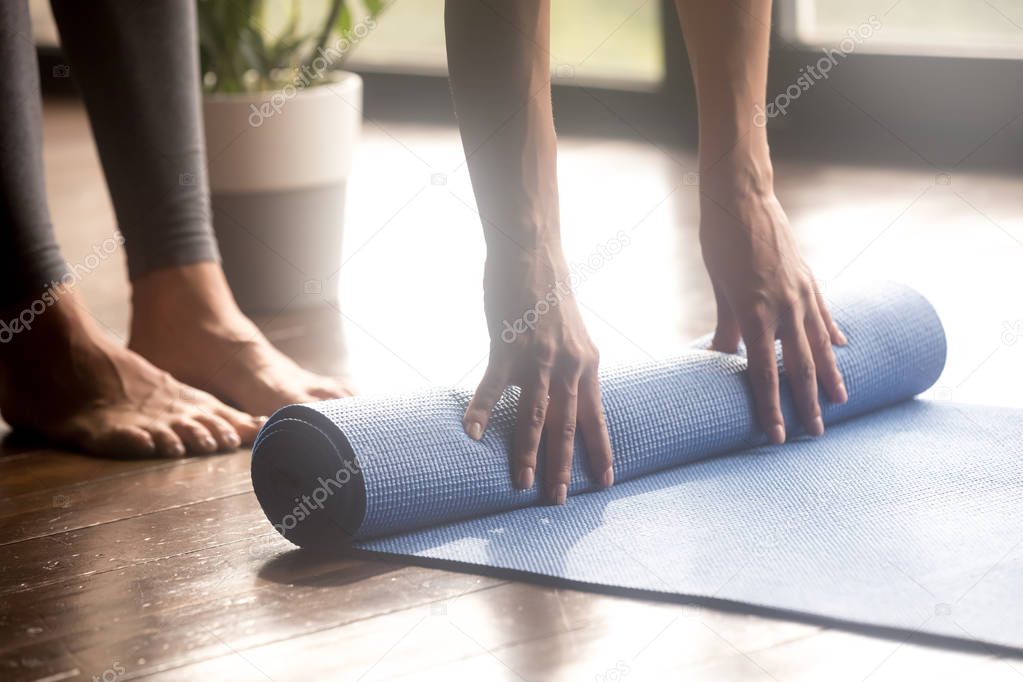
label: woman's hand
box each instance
[462,243,614,504]
[700,181,848,444]
[445,0,612,501]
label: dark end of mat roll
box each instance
[251,407,366,549]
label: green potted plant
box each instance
[198,0,384,313]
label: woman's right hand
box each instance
[462,243,614,505]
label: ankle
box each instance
[131,262,245,326]
[2,286,97,351]
[0,289,114,405]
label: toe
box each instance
[147,424,187,458]
[55,416,157,459]
[195,412,244,450]
[227,410,266,446]
[85,425,156,459]
[194,391,264,447]
[309,379,352,400]
[185,388,249,448]
[332,377,356,397]
[235,413,267,445]
[170,418,218,455]
[282,388,313,405]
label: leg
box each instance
[48,0,351,416]
[0,1,67,306]
[0,1,260,457]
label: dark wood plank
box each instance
[0,450,251,546]
[0,448,168,500]
[0,492,269,597]
[0,491,503,679]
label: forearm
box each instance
[674,0,774,195]
[444,0,561,258]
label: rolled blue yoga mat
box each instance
[252,282,1023,652]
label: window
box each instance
[781,0,1023,59]
[351,0,665,87]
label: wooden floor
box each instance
[2,95,1022,681]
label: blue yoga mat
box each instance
[251,282,1023,652]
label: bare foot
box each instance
[0,289,262,458]
[128,263,351,417]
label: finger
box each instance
[745,324,786,445]
[815,290,848,346]
[511,371,552,492]
[170,418,218,455]
[577,370,613,488]
[463,360,512,440]
[710,281,742,353]
[805,299,848,405]
[543,369,581,505]
[780,317,824,437]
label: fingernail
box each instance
[601,466,614,488]
[551,483,567,505]
[836,329,849,346]
[171,442,186,457]
[465,421,483,441]
[769,424,786,445]
[201,435,217,451]
[226,432,241,448]
[810,417,824,437]
[517,466,534,490]
[253,415,269,424]
[836,381,848,404]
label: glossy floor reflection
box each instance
[0,96,1021,681]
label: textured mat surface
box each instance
[251,282,1023,650]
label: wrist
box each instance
[482,239,574,334]
[485,236,568,284]
[698,134,775,203]
[482,217,560,253]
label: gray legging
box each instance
[0,0,219,308]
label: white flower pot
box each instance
[202,71,362,313]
